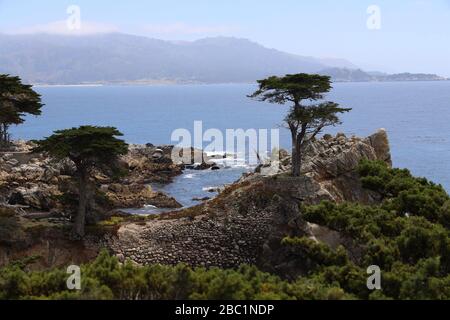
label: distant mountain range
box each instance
[0,33,447,85]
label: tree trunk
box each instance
[296,139,303,176]
[74,169,88,238]
[4,124,10,146]
[291,129,300,176]
[0,124,11,149]
[291,102,304,177]
[0,123,6,147]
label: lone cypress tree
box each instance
[34,126,129,238]
[0,74,43,148]
[249,74,351,176]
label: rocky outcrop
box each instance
[122,145,183,184]
[0,141,185,215]
[109,212,270,268]
[0,140,221,268]
[123,145,214,183]
[104,183,181,209]
[0,205,101,269]
[303,130,390,203]
[108,129,392,275]
[1,130,392,274]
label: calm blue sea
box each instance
[11,82,450,208]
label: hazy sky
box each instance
[1,0,450,75]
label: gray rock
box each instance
[6,159,19,166]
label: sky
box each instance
[1,0,450,76]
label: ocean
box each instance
[11,81,450,210]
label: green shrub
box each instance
[0,251,342,300]
[1,161,449,300]
[358,159,449,224]
[283,161,450,299]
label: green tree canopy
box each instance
[249,73,333,105]
[0,74,43,147]
[34,126,129,237]
[249,74,351,176]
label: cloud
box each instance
[7,20,119,35]
[141,22,238,37]
[4,21,237,39]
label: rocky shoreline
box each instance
[0,142,185,218]
[0,142,222,217]
[107,130,391,275]
[0,130,391,273]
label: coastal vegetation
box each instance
[282,161,450,300]
[0,74,43,148]
[0,160,449,300]
[249,74,351,176]
[0,250,351,300]
[33,126,129,237]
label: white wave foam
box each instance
[202,186,221,192]
[205,151,232,156]
[212,157,256,170]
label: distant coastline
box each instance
[3,33,448,87]
[318,69,449,83]
[33,84,105,88]
[31,77,449,87]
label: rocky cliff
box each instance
[0,130,392,273]
[108,129,392,277]
[0,141,185,218]
[0,142,185,268]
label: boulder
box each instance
[105,184,182,209]
[193,197,210,202]
[8,184,60,211]
[152,149,164,160]
[6,159,19,167]
[122,145,184,184]
[365,128,392,165]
